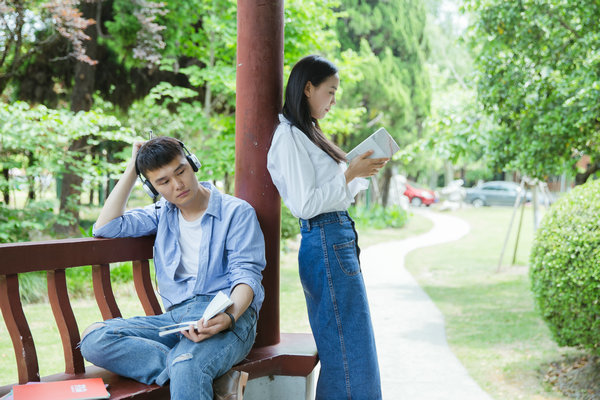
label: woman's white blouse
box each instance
[267,115,369,220]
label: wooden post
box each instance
[235,0,284,347]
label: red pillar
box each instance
[235,0,284,347]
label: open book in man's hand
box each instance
[346,127,400,161]
[158,291,233,336]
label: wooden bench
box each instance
[0,237,318,399]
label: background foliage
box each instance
[464,0,600,182]
[0,0,432,242]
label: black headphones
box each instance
[135,139,202,200]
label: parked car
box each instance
[404,182,438,206]
[465,181,531,207]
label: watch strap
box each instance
[224,312,236,331]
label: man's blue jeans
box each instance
[79,295,257,400]
[299,211,382,400]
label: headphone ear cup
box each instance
[142,179,159,199]
[187,154,201,172]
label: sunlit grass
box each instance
[405,206,580,400]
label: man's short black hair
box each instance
[136,136,186,178]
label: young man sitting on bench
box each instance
[80,136,265,400]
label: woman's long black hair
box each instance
[282,55,346,163]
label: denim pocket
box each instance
[231,308,257,343]
[333,239,361,276]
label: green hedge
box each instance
[280,202,300,241]
[349,204,409,229]
[279,203,410,241]
[0,200,56,243]
[530,178,600,352]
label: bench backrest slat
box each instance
[0,274,40,383]
[47,269,85,375]
[92,264,122,320]
[132,260,163,316]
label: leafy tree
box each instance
[0,1,99,219]
[0,0,96,94]
[0,101,133,240]
[334,0,431,205]
[464,0,600,184]
[336,0,431,140]
[406,0,496,188]
[2,0,235,231]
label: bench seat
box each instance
[0,333,317,399]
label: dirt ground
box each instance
[545,355,600,399]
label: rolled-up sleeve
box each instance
[93,204,160,238]
[225,207,266,312]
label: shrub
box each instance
[279,203,409,242]
[349,204,409,229]
[280,202,300,241]
[530,178,600,352]
[14,262,138,305]
[0,200,56,243]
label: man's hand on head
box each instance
[132,141,145,162]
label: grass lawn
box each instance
[405,206,583,400]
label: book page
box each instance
[346,128,399,161]
[158,291,233,336]
[201,291,233,324]
[371,128,400,158]
[158,321,198,336]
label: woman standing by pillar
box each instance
[267,55,387,399]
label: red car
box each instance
[404,182,437,206]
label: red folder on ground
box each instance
[12,378,109,400]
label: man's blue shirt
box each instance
[93,182,266,313]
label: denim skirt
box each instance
[299,211,382,400]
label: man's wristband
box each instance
[225,312,236,331]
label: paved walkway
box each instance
[362,209,493,400]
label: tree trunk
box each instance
[57,3,98,235]
[575,161,600,186]
[532,184,540,231]
[1,168,9,204]
[444,161,453,187]
[26,151,35,202]
[223,172,232,195]
[380,166,392,208]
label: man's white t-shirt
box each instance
[177,210,203,280]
